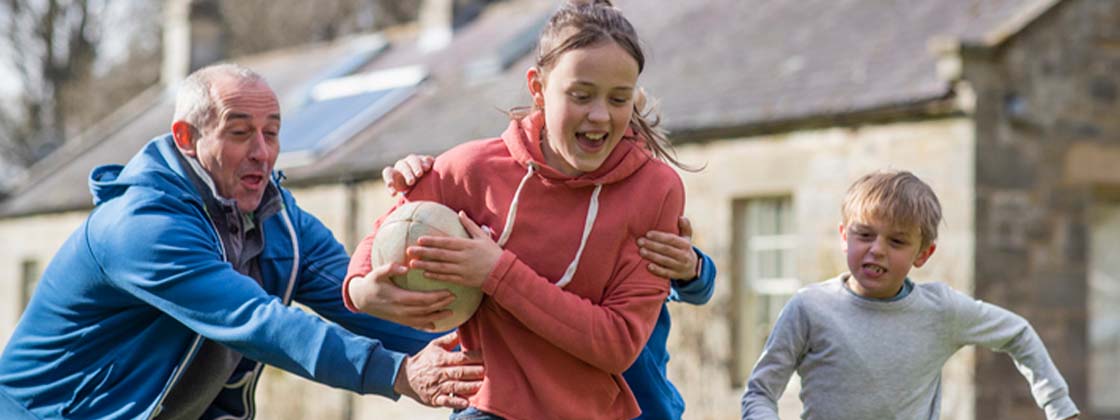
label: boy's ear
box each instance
[913,242,937,268]
[526,67,545,106]
[171,121,198,157]
[838,223,848,253]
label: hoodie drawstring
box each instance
[497,162,602,289]
[497,163,537,247]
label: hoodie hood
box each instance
[501,111,653,188]
[89,135,201,207]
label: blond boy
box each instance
[740,170,1080,420]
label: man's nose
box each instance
[247,131,269,162]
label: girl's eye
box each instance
[569,92,590,101]
[610,97,630,105]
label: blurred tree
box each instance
[0,0,108,168]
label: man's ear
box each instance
[526,67,545,107]
[171,121,197,157]
[913,242,937,268]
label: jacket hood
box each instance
[501,111,653,188]
[89,134,202,207]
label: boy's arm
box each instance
[741,294,808,420]
[951,289,1080,420]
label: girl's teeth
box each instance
[584,132,606,140]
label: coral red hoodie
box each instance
[346,112,683,420]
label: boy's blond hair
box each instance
[841,170,942,248]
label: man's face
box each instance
[186,77,281,213]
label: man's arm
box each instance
[950,288,1080,420]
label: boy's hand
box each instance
[407,211,502,289]
[394,331,484,409]
[637,216,700,281]
[347,262,455,331]
[383,154,435,194]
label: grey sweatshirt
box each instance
[740,274,1079,420]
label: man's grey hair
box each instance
[172,63,266,134]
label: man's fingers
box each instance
[431,392,471,409]
[643,231,691,249]
[639,248,684,271]
[646,263,673,278]
[638,237,689,261]
[432,331,461,349]
[678,216,694,240]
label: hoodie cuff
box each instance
[342,275,360,313]
[482,250,519,296]
[1043,396,1079,420]
[362,346,408,400]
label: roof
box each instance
[0,0,1058,217]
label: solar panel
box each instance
[277,65,427,168]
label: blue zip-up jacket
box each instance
[627,248,716,420]
[0,135,440,419]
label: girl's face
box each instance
[528,40,640,176]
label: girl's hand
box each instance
[382,154,435,195]
[347,262,456,331]
[407,211,502,289]
[637,216,700,281]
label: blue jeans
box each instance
[449,407,505,420]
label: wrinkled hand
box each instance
[394,331,484,409]
[347,262,455,331]
[407,211,502,289]
[637,216,699,281]
[382,154,435,195]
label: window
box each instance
[1090,200,1120,418]
[731,197,798,385]
[277,65,427,168]
[20,258,41,313]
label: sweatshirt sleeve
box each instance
[741,294,807,420]
[668,246,716,305]
[90,198,406,398]
[950,289,1080,420]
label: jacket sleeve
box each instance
[949,288,1080,420]
[88,197,405,398]
[668,246,716,305]
[741,294,807,420]
[478,182,681,374]
[283,195,440,356]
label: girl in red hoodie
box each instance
[346,1,689,419]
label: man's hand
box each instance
[383,154,435,195]
[637,216,700,281]
[347,262,455,331]
[394,331,484,409]
[407,211,502,289]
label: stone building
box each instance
[1,0,1117,419]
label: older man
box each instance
[0,64,480,419]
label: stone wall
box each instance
[964,0,1120,418]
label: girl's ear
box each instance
[526,67,545,107]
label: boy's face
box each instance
[840,218,936,299]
